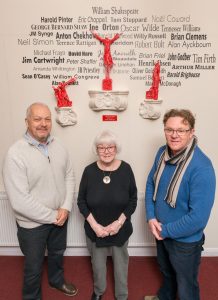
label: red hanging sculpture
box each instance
[53,76,77,107]
[146,61,161,100]
[92,31,121,91]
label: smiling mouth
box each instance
[37,131,48,135]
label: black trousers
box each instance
[17,222,67,300]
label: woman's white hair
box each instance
[93,130,121,155]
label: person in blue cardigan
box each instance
[144,109,216,300]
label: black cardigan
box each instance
[77,161,137,247]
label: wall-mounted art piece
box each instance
[139,61,163,120]
[53,76,78,126]
[89,31,128,112]
[89,90,129,111]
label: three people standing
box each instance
[2,104,215,300]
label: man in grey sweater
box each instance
[3,102,78,299]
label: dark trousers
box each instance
[156,236,204,300]
[17,222,67,300]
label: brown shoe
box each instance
[51,282,78,296]
[144,296,159,300]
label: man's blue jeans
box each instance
[17,222,67,300]
[156,236,204,300]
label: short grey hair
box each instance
[93,130,121,155]
[26,102,50,120]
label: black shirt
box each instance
[77,161,137,247]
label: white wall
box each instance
[0,0,217,254]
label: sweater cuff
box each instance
[61,200,73,212]
[161,224,169,238]
[50,210,58,223]
[146,212,155,222]
[61,204,72,212]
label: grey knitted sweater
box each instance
[3,136,75,228]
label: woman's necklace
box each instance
[100,161,114,184]
[103,171,112,184]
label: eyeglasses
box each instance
[164,128,191,136]
[97,146,116,153]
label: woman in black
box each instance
[77,130,137,300]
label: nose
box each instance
[41,119,47,126]
[171,130,179,137]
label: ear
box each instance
[25,118,28,128]
[190,128,195,137]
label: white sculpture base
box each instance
[55,107,77,127]
[88,90,129,111]
[139,99,163,120]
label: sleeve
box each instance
[145,149,163,221]
[145,163,156,221]
[77,167,90,219]
[161,165,216,239]
[61,151,75,212]
[3,151,57,224]
[123,165,137,219]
